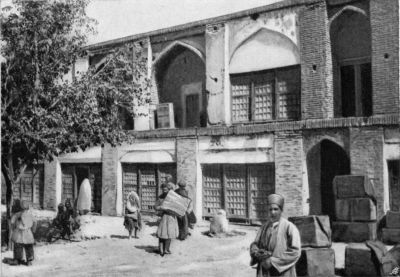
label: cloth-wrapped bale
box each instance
[296,248,335,277]
[77,178,92,212]
[345,243,380,277]
[386,211,400,229]
[333,175,375,199]
[332,221,377,242]
[382,228,400,244]
[210,209,229,234]
[160,190,191,217]
[335,198,376,221]
[288,215,331,248]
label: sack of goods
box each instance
[160,190,191,217]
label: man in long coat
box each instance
[250,194,301,277]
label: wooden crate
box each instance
[382,228,400,245]
[333,175,375,199]
[332,221,377,242]
[335,198,376,221]
[288,215,331,248]
[296,248,335,277]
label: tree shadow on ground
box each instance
[135,245,159,254]
[144,220,159,227]
[110,235,130,239]
[201,230,246,238]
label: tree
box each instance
[1,0,150,243]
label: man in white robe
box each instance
[250,194,301,277]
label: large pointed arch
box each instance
[230,27,300,74]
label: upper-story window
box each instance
[231,65,300,123]
[230,28,300,124]
[330,8,372,117]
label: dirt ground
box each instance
[1,210,346,277]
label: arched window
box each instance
[230,29,301,123]
[330,8,372,117]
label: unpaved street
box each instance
[2,216,259,277]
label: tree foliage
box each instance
[1,0,150,220]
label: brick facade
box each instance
[299,1,334,119]
[101,144,118,216]
[274,131,304,217]
[350,127,385,218]
[176,137,198,212]
[370,0,400,115]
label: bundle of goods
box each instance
[160,191,191,217]
[289,215,335,277]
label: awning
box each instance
[120,150,176,163]
[59,147,102,163]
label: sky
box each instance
[85,0,282,45]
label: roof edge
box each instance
[85,0,321,51]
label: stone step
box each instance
[332,221,377,242]
[335,198,376,221]
[345,243,380,277]
[333,175,375,199]
[386,211,400,229]
[296,247,335,277]
[288,215,331,248]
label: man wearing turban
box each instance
[250,194,301,277]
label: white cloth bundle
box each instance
[77,178,92,211]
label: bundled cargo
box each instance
[386,211,400,229]
[345,243,380,277]
[332,221,377,242]
[288,216,331,248]
[333,175,376,199]
[296,248,335,277]
[160,190,191,217]
[382,228,400,244]
[335,198,377,221]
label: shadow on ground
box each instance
[134,245,159,254]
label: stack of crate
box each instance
[289,215,335,277]
[332,175,377,242]
[382,211,400,244]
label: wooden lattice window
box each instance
[202,163,275,221]
[231,65,300,123]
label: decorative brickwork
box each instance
[299,1,334,119]
[176,138,198,213]
[274,131,304,217]
[370,0,400,115]
[350,127,384,218]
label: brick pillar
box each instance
[370,0,399,115]
[43,158,61,210]
[275,131,304,218]
[176,137,198,215]
[101,144,118,216]
[350,127,384,218]
[299,1,334,119]
[205,23,226,125]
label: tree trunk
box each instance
[1,159,14,249]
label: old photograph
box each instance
[1,0,400,276]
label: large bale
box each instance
[345,243,380,277]
[296,247,335,277]
[210,209,229,234]
[386,211,400,229]
[333,175,375,199]
[335,198,376,221]
[382,228,400,245]
[332,221,377,242]
[288,215,331,248]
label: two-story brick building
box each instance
[12,0,399,224]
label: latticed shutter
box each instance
[225,165,247,218]
[33,166,44,208]
[140,166,157,212]
[253,72,275,121]
[122,164,138,213]
[231,76,250,122]
[202,165,223,216]
[62,166,75,203]
[249,164,275,221]
[20,168,33,203]
[89,165,102,213]
[277,66,300,120]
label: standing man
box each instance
[175,181,190,240]
[250,194,301,277]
